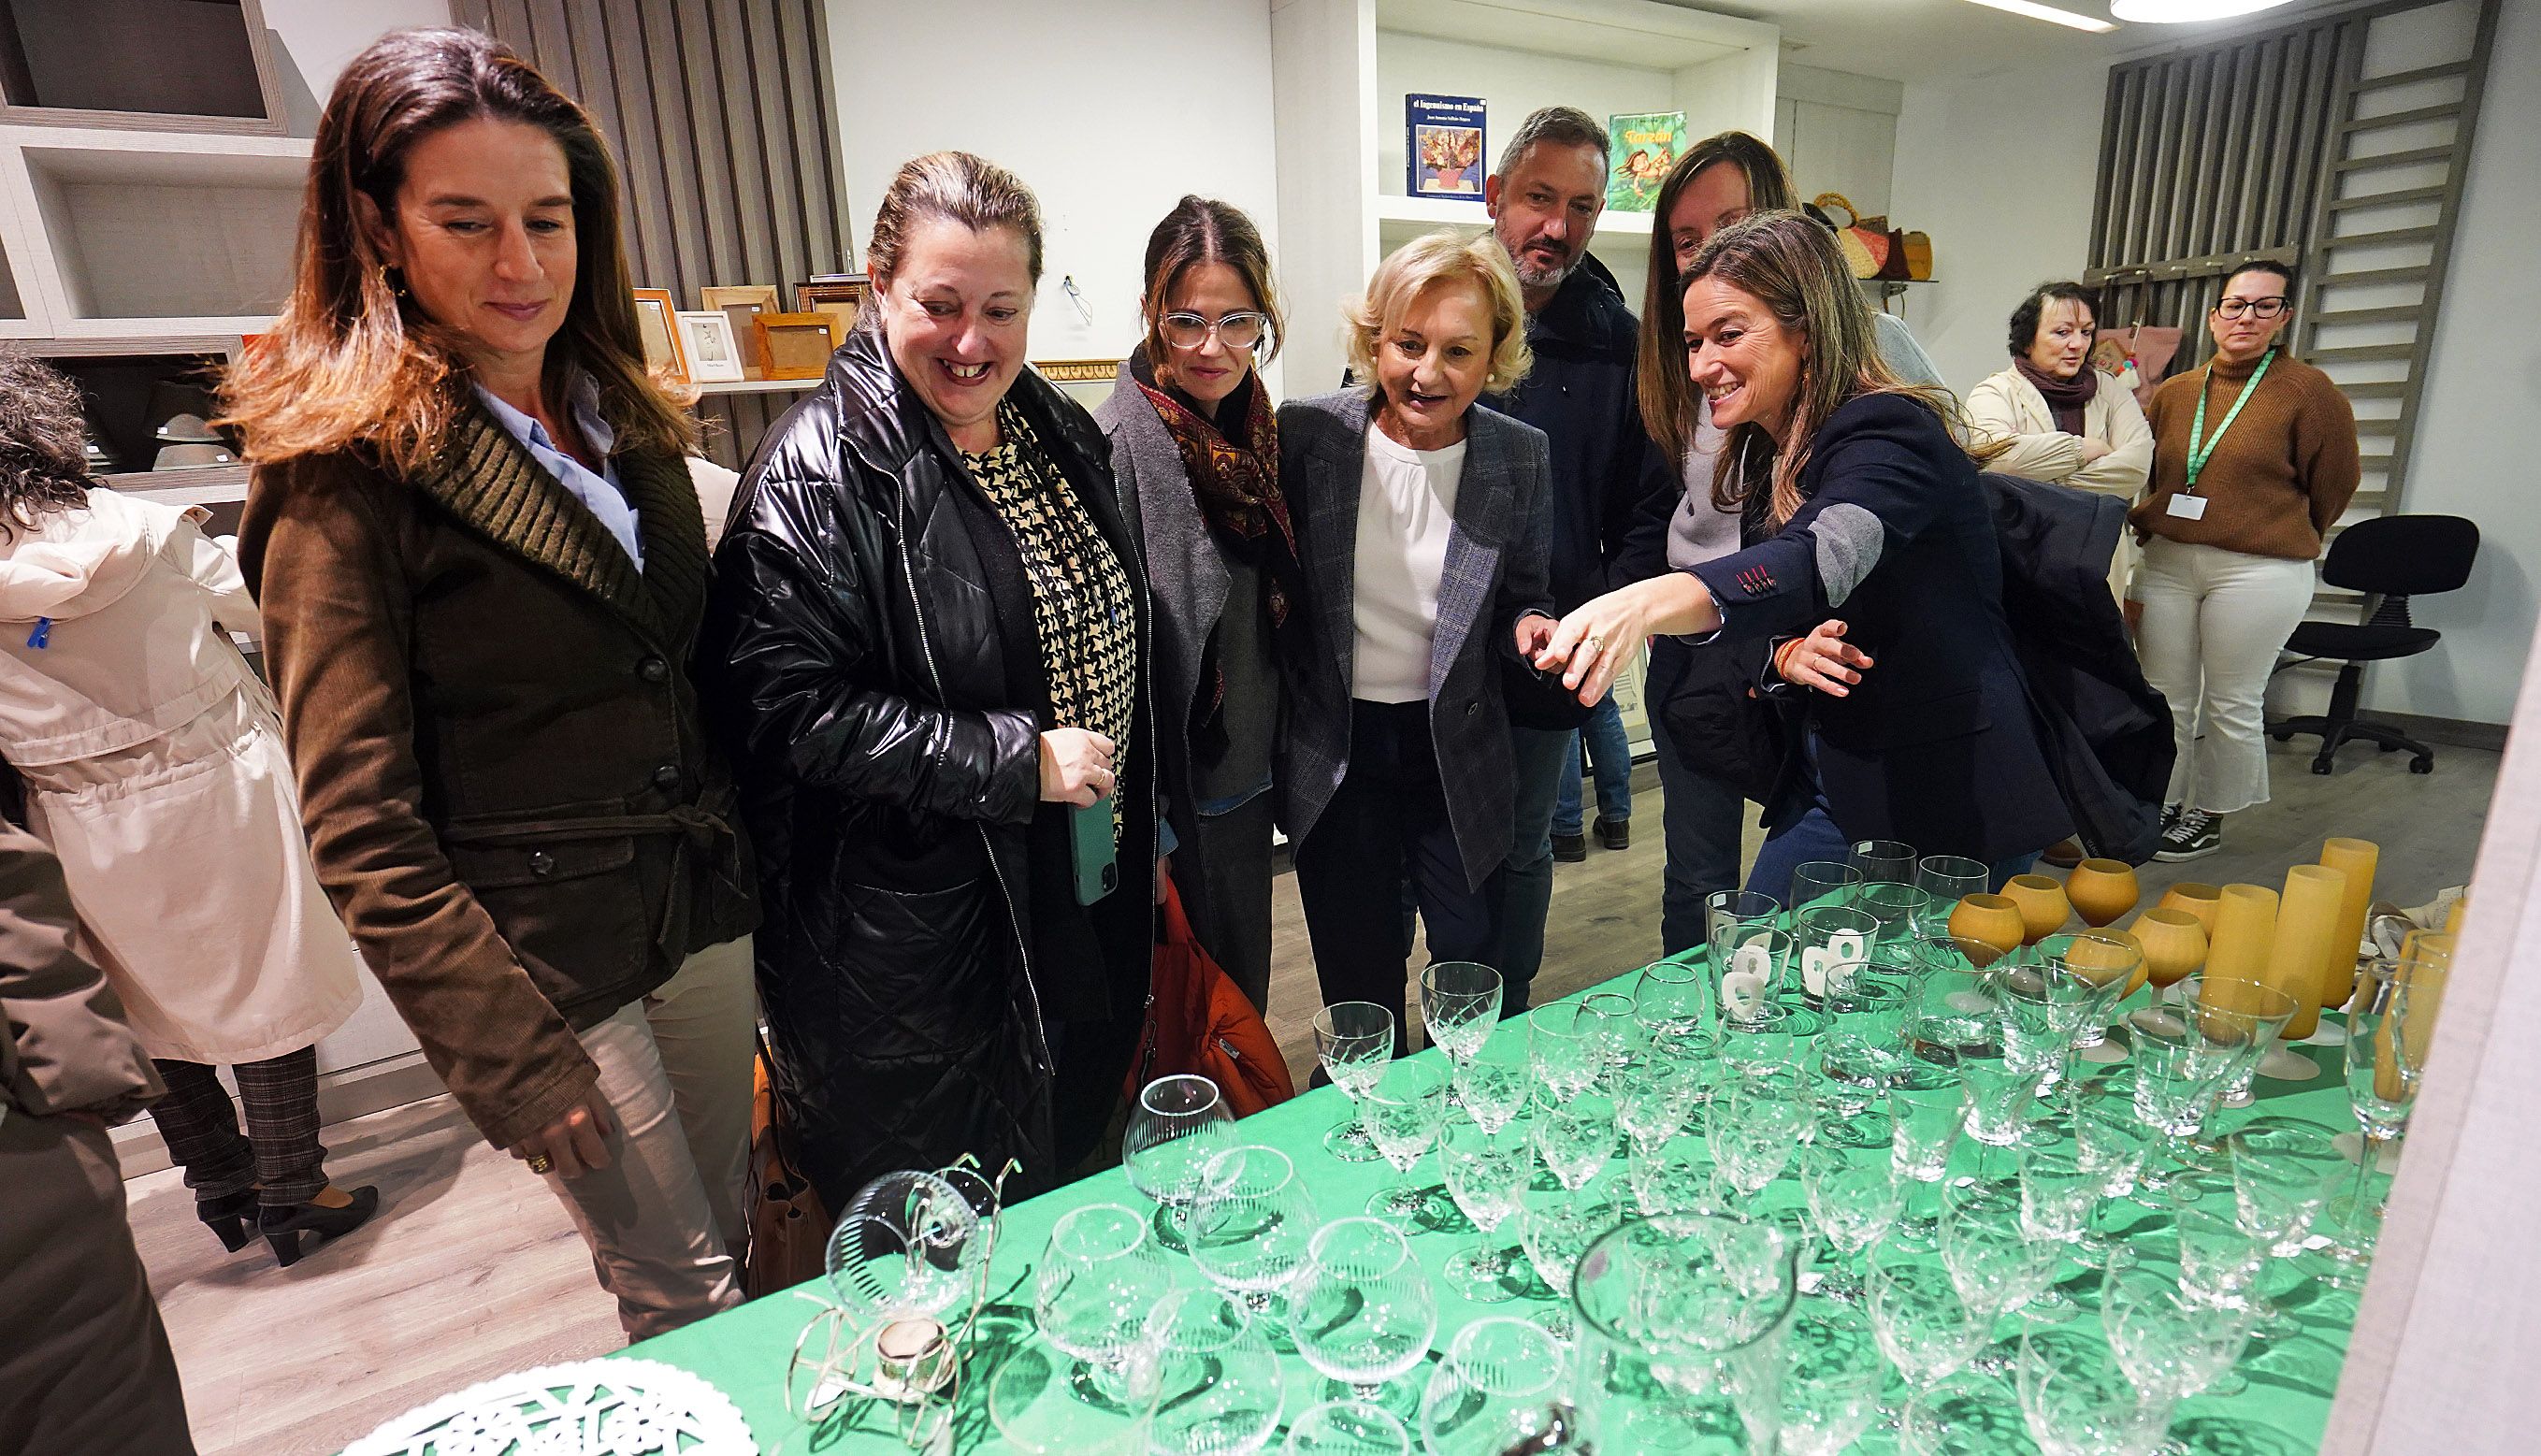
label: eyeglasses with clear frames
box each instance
[1160,310,1268,351]
[2214,296,2288,321]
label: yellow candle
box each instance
[2318,838,2377,1016]
[2202,884,2278,1006]
[2266,864,2346,1040]
[2445,894,2469,938]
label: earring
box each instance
[375,263,406,297]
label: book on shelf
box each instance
[1607,110,1688,213]
[1407,94,1486,201]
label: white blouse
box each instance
[1350,422,1465,703]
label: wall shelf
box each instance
[99,463,248,506]
[691,377,820,396]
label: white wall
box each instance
[261,0,453,124]
[825,0,1286,395]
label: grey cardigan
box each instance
[1276,389,1554,890]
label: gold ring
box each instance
[1584,635,1607,655]
[527,1153,553,1175]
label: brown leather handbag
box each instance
[744,1033,830,1299]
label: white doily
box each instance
[342,1357,755,1456]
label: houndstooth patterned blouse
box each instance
[960,399,1137,839]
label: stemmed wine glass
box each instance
[1033,1203,1174,1406]
[2015,1327,2175,1456]
[2014,1146,2099,1319]
[1886,1056,1968,1250]
[1708,1066,1808,1200]
[1580,989,1641,1091]
[1798,1136,1903,1303]
[1313,1002,1394,1162]
[989,1332,1160,1455]
[1527,1002,1604,1103]
[1280,1401,1411,1456]
[1190,1144,1318,1342]
[1360,1059,1446,1226]
[2228,1123,2343,1331]
[1143,1287,1287,1456]
[1869,1239,1989,1417]
[2123,996,2266,1193]
[1453,1021,1531,1132]
[1627,1126,1713,1219]
[1290,1218,1438,1417]
[1418,1317,1582,1455]
[2100,1262,2255,1406]
[1634,958,1712,1048]
[1420,960,1503,1106]
[1125,1073,1234,1252]
[1938,1179,2057,1349]
[1516,1187,1603,1341]
[1437,1117,1533,1303]
[2326,935,2445,1276]
[1778,1295,1887,1456]
[1532,1090,1616,1193]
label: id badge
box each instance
[2166,494,2209,521]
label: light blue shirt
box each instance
[472,376,643,569]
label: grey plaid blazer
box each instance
[1274,388,1553,891]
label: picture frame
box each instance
[673,310,745,384]
[1032,358,1121,384]
[629,288,688,383]
[700,285,779,379]
[753,311,845,381]
[797,274,871,342]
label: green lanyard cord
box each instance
[2185,348,2275,491]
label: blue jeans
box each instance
[1552,692,1634,838]
[1747,798,2038,903]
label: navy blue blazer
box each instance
[1689,393,2073,863]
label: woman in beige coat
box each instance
[0,351,377,1266]
[1966,280,2153,605]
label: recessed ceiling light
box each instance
[1962,0,2121,32]
[2110,0,2302,20]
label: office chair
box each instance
[2271,512,2479,775]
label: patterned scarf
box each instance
[1133,354,1303,755]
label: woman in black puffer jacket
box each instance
[697,152,1154,1210]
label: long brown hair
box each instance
[221,27,694,471]
[1638,131,1797,464]
[1683,211,1952,525]
[1137,195,1286,370]
[862,151,1046,317]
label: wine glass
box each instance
[1869,1239,1989,1411]
[2173,973,2299,1112]
[1033,1203,1174,1406]
[1939,1179,2056,1338]
[1777,1295,1886,1456]
[1313,1002,1395,1162]
[1916,854,1992,934]
[1886,1057,1969,1250]
[2100,1263,2254,1404]
[1627,1126,1713,1219]
[1617,1057,1699,1151]
[1360,1059,1446,1226]
[1190,1145,1318,1339]
[1421,960,1503,1103]
[1437,1117,1533,1303]
[2014,1146,2098,1319]
[1707,1069,1807,1199]
[1797,1137,1902,1303]
[1849,838,1918,887]
[1581,989,1642,1091]
[1280,1400,1410,1455]
[1633,958,1711,1049]
[1516,1187,1604,1341]
[2071,1093,2151,1259]
[1418,1317,1582,1455]
[2124,998,2265,1192]
[1142,1287,1286,1456]
[1125,1073,1234,1251]
[1527,1002,1604,1103]
[989,1333,1160,1455]
[2032,929,2141,1063]
[1899,1369,2040,1456]
[1532,1090,1616,1192]
[1453,1021,1531,1132]
[1290,1218,1438,1416]
[1791,859,1864,915]
[2229,1123,2342,1297]
[2015,1327,2175,1456]
[2172,1195,2271,1314]
[1988,956,2094,1108]
[2327,939,2444,1275]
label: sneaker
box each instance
[1552,832,1588,863]
[2155,807,2219,862]
[2040,836,2085,869]
[1595,816,1630,852]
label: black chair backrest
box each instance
[2318,513,2479,597]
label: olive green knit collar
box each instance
[408,397,711,652]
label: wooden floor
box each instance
[129,734,2500,1456]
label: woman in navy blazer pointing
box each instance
[1538,211,2071,895]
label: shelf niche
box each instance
[24,144,300,321]
[0,232,21,319]
[45,350,231,477]
[0,0,281,131]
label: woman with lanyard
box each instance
[2130,259,2360,862]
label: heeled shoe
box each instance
[260,1184,382,1268]
[196,1188,259,1253]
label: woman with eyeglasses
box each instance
[1093,196,1292,1012]
[2130,259,2359,862]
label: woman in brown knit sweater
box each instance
[2130,259,2360,860]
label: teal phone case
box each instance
[1071,792,1119,905]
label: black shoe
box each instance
[1552,832,1588,863]
[261,1184,381,1268]
[196,1187,258,1253]
[2154,808,2220,862]
[1595,817,1630,852]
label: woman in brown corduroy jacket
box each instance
[226,28,757,1340]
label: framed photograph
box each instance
[629,288,688,383]
[673,310,744,383]
[753,311,844,381]
[797,274,871,341]
[1407,94,1485,201]
[700,285,779,380]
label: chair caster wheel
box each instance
[2312,761,2334,775]
[2411,757,2434,774]
[2270,727,2294,742]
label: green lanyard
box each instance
[2185,348,2274,491]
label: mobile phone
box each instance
[1071,792,1119,905]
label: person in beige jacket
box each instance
[0,351,377,1267]
[1966,281,2153,605]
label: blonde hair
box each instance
[1343,229,1531,397]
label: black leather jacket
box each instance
[696,329,1155,1208]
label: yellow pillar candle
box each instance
[2318,838,2378,1016]
[2266,864,2346,1040]
[2200,885,2278,1013]
[2445,893,2469,938]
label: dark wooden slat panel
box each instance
[2351,59,2468,92]
[2327,184,2447,211]
[2340,102,2461,133]
[2332,145,2456,172]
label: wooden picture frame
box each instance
[1032,358,1122,384]
[629,288,688,383]
[673,310,744,383]
[700,285,779,380]
[752,311,843,381]
[796,274,870,342]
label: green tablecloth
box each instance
[621,962,2371,1454]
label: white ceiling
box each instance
[1665,0,2361,85]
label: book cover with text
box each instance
[1408,94,1486,200]
[1607,110,1687,212]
